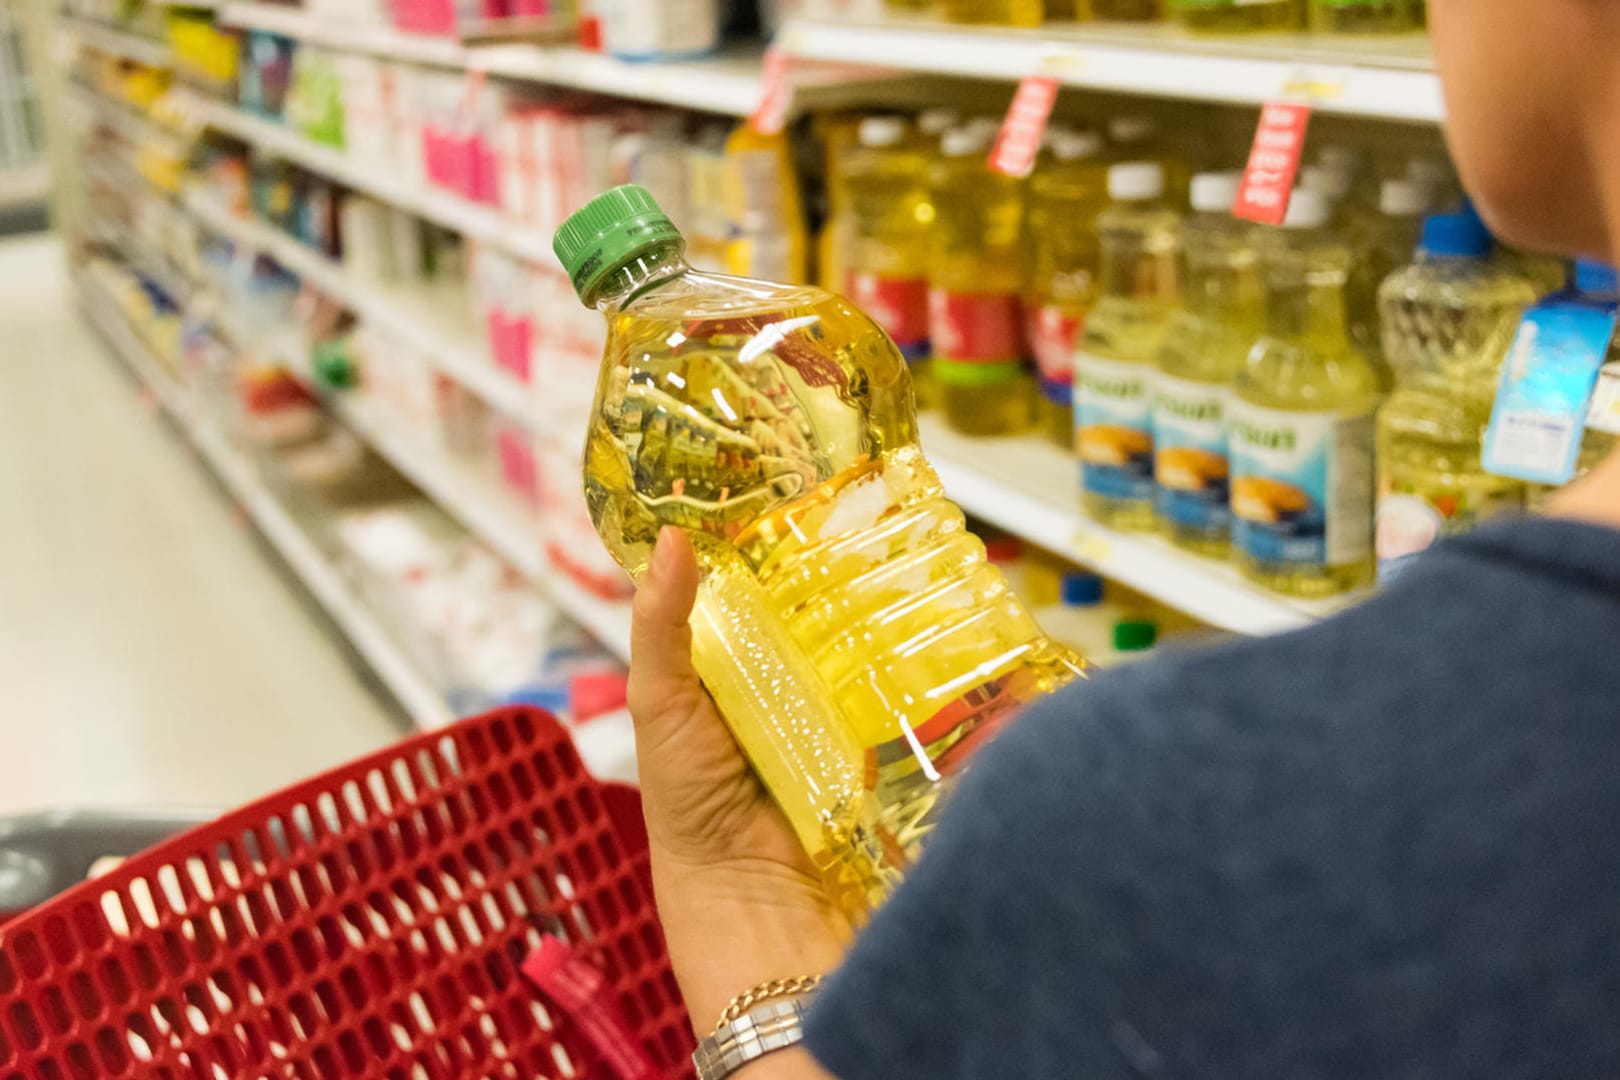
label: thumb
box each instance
[629,527,703,717]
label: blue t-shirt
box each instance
[806,518,1620,1079]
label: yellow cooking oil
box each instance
[555,185,1085,915]
[845,115,939,409]
[1373,208,1537,583]
[1025,127,1107,450]
[1231,190,1383,597]
[1173,0,1301,32]
[1152,172,1262,557]
[929,125,1034,436]
[1093,0,1163,19]
[936,0,1044,25]
[1045,0,1092,20]
[1307,0,1421,33]
[1077,161,1181,530]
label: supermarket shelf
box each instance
[176,93,559,266]
[218,3,470,67]
[62,16,172,68]
[67,81,186,151]
[777,17,1444,124]
[74,272,458,729]
[0,163,49,210]
[184,189,534,422]
[918,414,1362,636]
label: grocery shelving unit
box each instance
[60,0,1447,725]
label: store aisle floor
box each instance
[0,234,405,815]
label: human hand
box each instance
[630,527,852,1026]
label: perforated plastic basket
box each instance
[0,705,696,1079]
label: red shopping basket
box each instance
[0,705,696,1079]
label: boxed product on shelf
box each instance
[334,54,414,180]
[470,246,537,382]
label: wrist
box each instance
[652,856,852,1027]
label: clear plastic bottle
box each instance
[845,116,937,407]
[1375,210,1538,583]
[929,126,1034,437]
[1231,190,1383,597]
[1346,178,1435,359]
[1025,127,1107,450]
[1093,0,1163,19]
[1153,172,1262,557]
[1107,116,1190,204]
[1077,162,1181,530]
[936,0,1043,24]
[554,185,1086,914]
[1172,0,1301,33]
[1045,0,1092,19]
[1307,0,1422,33]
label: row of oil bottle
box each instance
[877,0,1427,33]
[822,109,1605,600]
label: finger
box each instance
[629,527,703,719]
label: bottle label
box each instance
[1076,353,1156,501]
[1483,301,1619,485]
[1375,486,1523,585]
[1153,373,1230,531]
[1028,303,1083,405]
[849,271,930,362]
[1230,403,1375,567]
[929,288,1024,364]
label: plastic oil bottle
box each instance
[1076,162,1181,530]
[1172,0,1301,33]
[936,0,1043,25]
[1374,209,1538,582]
[1308,0,1422,33]
[844,116,937,407]
[1230,189,1383,597]
[1346,178,1435,360]
[929,125,1034,436]
[1093,0,1163,19]
[1025,127,1108,450]
[554,185,1086,914]
[1153,171,1263,556]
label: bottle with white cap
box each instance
[1075,161,1182,530]
[1105,114,1190,201]
[1025,126,1108,449]
[844,115,938,405]
[1229,188,1384,597]
[927,123,1034,436]
[1152,170,1262,556]
[1344,177,1438,359]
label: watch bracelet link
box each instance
[692,993,816,1080]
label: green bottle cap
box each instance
[552,184,683,306]
[1112,619,1158,653]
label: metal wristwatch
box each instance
[692,994,815,1080]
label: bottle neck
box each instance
[1265,233,1352,347]
[591,242,690,313]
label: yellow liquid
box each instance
[1045,0,1092,19]
[1153,211,1263,556]
[937,0,1044,25]
[584,257,1084,913]
[1174,0,1301,32]
[1093,0,1163,18]
[1077,195,1180,530]
[845,135,939,410]
[1026,151,1106,451]
[1233,226,1383,596]
[930,151,1033,437]
[1307,0,1419,32]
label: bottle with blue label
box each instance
[1374,208,1538,583]
[1076,162,1182,531]
[1152,171,1261,557]
[1231,190,1383,597]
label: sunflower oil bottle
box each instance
[1107,116,1190,204]
[1045,0,1091,19]
[723,123,809,284]
[1374,209,1538,581]
[936,0,1043,24]
[929,126,1034,436]
[845,116,937,407]
[555,185,1086,914]
[1076,162,1181,530]
[1346,178,1435,358]
[1153,172,1262,557]
[1230,190,1383,597]
[1093,0,1163,19]
[1308,0,1423,33]
[1025,127,1108,449]
[1172,0,1301,32]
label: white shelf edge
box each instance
[177,93,560,267]
[183,189,535,422]
[917,414,1361,636]
[63,16,173,68]
[74,273,458,730]
[778,17,1444,124]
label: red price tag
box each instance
[990,73,1061,178]
[750,46,793,136]
[1233,101,1312,225]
